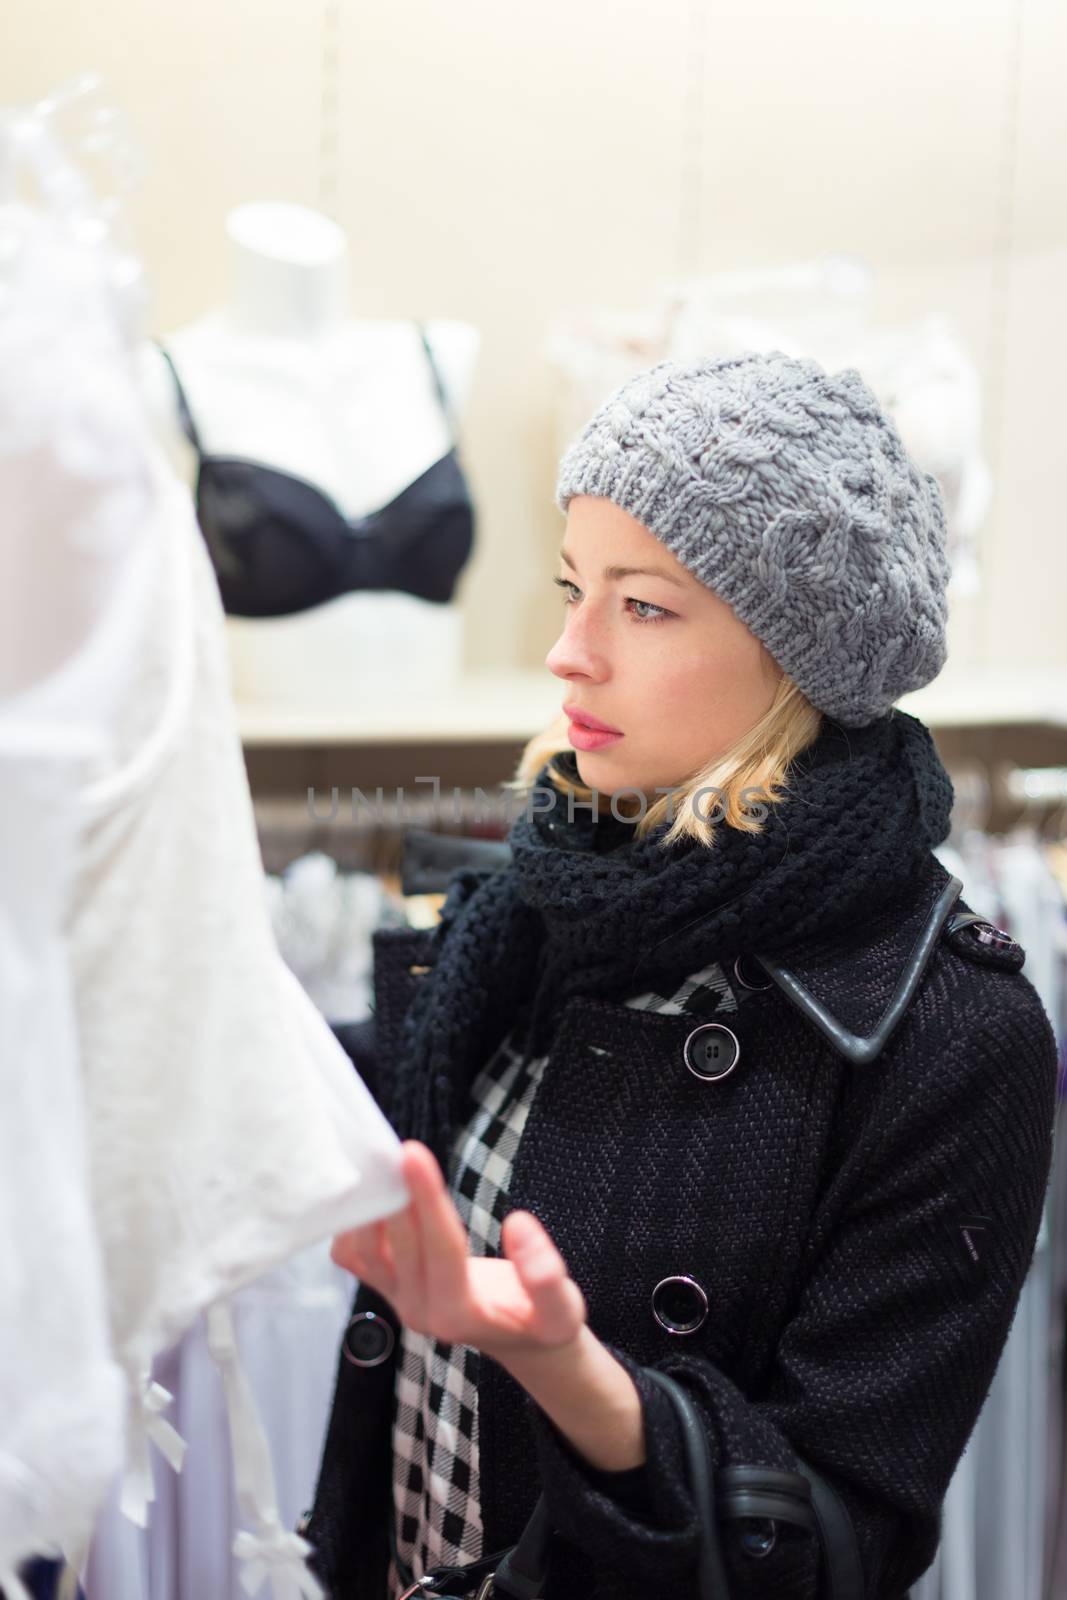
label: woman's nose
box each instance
[545,610,607,682]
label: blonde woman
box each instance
[305,353,1057,1600]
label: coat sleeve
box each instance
[339,866,497,1126]
[330,1015,383,1110]
[527,977,1060,1598]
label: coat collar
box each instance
[754,853,964,1066]
[400,832,966,1070]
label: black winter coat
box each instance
[305,851,1059,1600]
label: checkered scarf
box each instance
[388,954,753,1588]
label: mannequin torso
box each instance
[138,202,480,707]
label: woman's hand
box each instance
[333,1141,647,1473]
[330,1139,587,1361]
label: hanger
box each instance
[1,75,145,330]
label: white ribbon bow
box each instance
[119,1376,188,1526]
[233,1524,325,1600]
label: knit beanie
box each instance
[554,350,952,728]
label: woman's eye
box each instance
[628,598,669,623]
[551,574,670,625]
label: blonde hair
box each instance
[504,672,823,849]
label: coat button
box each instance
[342,1311,395,1367]
[651,1274,709,1334]
[733,953,773,991]
[738,1517,778,1558]
[944,914,1025,972]
[683,1022,740,1081]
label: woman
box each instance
[303,352,1058,1599]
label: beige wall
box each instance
[4,0,1065,684]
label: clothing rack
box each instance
[248,757,1067,1600]
[253,789,513,878]
[253,761,1067,876]
[920,771,1067,1600]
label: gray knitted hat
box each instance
[554,350,951,728]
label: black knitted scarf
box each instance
[395,708,954,1168]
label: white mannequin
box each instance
[139,201,481,708]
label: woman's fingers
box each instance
[330,1222,375,1272]
[402,1141,470,1310]
[501,1210,587,1345]
[330,1217,396,1294]
[329,1233,366,1275]
[382,1200,425,1319]
[335,1152,586,1355]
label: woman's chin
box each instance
[574,750,646,800]
[573,747,619,785]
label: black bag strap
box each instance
[642,1373,865,1600]
[792,1454,866,1600]
[406,1369,864,1599]
[645,1368,733,1599]
[716,1462,818,1529]
[488,1370,735,1600]
[490,1493,553,1598]
[717,1452,865,1599]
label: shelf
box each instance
[236,670,565,746]
[235,666,1067,746]
[898,668,1067,729]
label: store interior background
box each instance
[6,8,1067,1599]
[5,0,1066,705]
[6,0,1067,865]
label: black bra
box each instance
[158,322,476,618]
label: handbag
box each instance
[394,1367,864,1598]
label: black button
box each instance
[683,1022,740,1081]
[738,1517,778,1558]
[733,953,773,991]
[966,920,1014,947]
[944,914,1025,972]
[342,1311,395,1368]
[651,1274,709,1334]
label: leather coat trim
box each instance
[755,874,964,1066]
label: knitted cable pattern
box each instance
[555,350,952,728]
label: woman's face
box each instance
[545,495,783,800]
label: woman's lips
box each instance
[566,716,624,752]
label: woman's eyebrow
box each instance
[557,546,687,588]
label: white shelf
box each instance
[237,670,565,746]
[898,668,1067,729]
[235,666,1067,746]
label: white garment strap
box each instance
[57,1552,85,1600]
[0,1566,33,1600]
[205,1299,324,1600]
[118,1373,187,1527]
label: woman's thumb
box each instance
[501,1210,586,1340]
